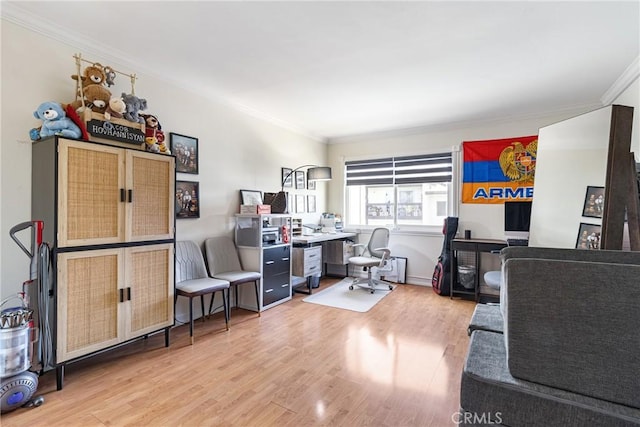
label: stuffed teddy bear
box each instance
[71,64,107,89]
[104,97,126,121]
[121,93,147,124]
[70,84,112,114]
[32,101,82,139]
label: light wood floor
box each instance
[2,279,475,427]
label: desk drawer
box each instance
[293,246,322,277]
[263,246,290,276]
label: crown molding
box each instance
[601,56,640,106]
[327,103,601,144]
[1,3,326,144]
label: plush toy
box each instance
[104,97,126,121]
[121,93,147,124]
[103,66,117,87]
[70,84,112,114]
[140,114,171,154]
[32,101,82,139]
[71,64,107,89]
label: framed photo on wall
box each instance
[307,195,316,213]
[176,180,200,219]
[307,175,316,190]
[282,168,293,188]
[581,186,605,218]
[296,194,305,213]
[576,222,601,250]
[295,171,305,189]
[170,133,199,174]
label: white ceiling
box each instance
[3,1,639,141]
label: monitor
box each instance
[504,201,532,240]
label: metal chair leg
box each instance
[223,289,229,330]
[189,296,194,345]
[254,280,261,317]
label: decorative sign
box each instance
[462,135,538,204]
[86,119,145,145]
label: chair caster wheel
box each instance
[370,289,375,294]
[349,285,354,290]
[389,285,393,290]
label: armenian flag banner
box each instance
[462,135,538,204]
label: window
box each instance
[345,153,453,228]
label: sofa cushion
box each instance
[503,257,640,409]
[461,330,640,427]
[467,303,503,336]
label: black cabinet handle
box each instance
[119,288,124,303]
[127,189,133,203]
[127,287,131,301]
[120,189,126,202]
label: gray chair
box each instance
[204,236,261,321]
[175,241,230,345]
[348,227,394,294]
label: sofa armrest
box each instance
[503,257,640,409]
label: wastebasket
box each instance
[457,265,475,290]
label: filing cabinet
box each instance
[235,214,292,311]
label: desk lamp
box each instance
[271,165,331,213]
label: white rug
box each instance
[302,278,394,312]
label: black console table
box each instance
[450,238,507,302]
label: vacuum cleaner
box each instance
[1,220,54,413]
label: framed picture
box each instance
[296,194,305,213]
[170,133,199,174]
[176,180,200,219]
[295,171,305,190]
[307,175,316,190]
[281,168,293,188]
[240,189,263,205]
[307,195,316,213]
[582,186,605,218]
[576,222,601,250]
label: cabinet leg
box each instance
[56,364,65,390]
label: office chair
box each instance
[348,227,394,294]
[175,241,230,345]
[204,236,262,321]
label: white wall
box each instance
[327,111,600,284]
[0,21,327,322]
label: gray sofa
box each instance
[461,247,640,426]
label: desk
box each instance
[450,238,507,302]
[292,232,357,294]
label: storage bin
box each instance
[458,265,476,289]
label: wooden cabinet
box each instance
[32,137,175,389]
[56,244,174,362]
[56,139,174,247]
[235,214,292,311]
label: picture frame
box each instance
[176,180,200,219]
[296,194,305,213]
[307,175,316,190]
[281,168,293,188]
[240,189,263,205]
[581,186,605,218]
[576,222,601,250]
[307,195,316,213]
[170,133,199,174]
[295,170,306,190]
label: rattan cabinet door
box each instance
[124,243,175,339]
[57,140,126,247]
[126,151,175,242]
[57,248,124,362]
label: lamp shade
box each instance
[307,166,332,181]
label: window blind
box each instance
[345,152,452,186]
